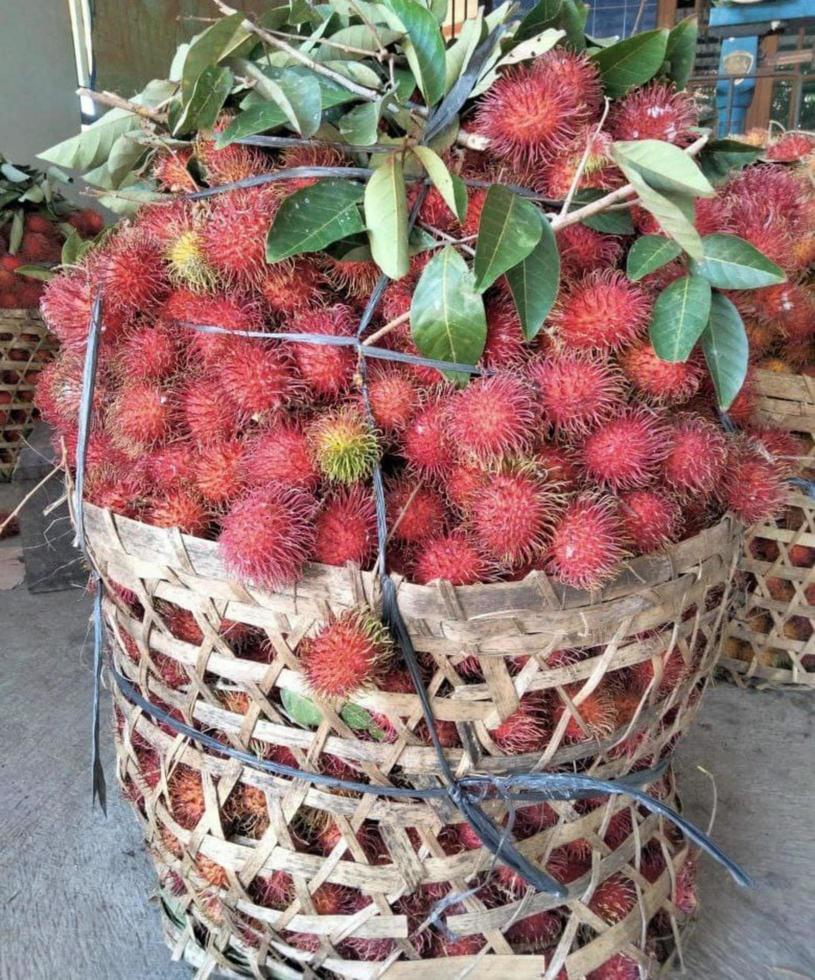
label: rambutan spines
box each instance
[445,374,538,463]
[546,494,625,590]
[721,444,787,525]
[557,223,624,278]
[218,338,300,417]
[108,382,177,454]
[180,376,239,446]
[488,693,550,754]
[98,230,168,316]
[218,482,316,587]
[366,366,420,435]
[313,486,377,567]
[471,469,559,567]
[607,82,699,145]
[414,531,493,585]
[582,408,670,490]
[618,488,682,554]
[242,422,318,490]
[662,416,728,496]
[308,406,379,484]
[299,609,393,699]
[551,270,652,352]
[290,304,356,399]
[118,321,181,381]
[618,342,704,406]
[259,258,324,315]
[386,480,447,544]
[201,187,281,284]
[529,350,627,436]
[402,397,454,477]
[148,489,211,536]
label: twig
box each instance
[421,224,476,256]
[559,98,611,218]
[266,27,382,59]
[550,133,710,233]
[362,311,410,346]
[0,465,61,537]
[347,0,389,60]
[77,87,167,123]
[212,0,381,102]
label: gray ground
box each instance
[1,487,813,980]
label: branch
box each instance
[77,87,167,123]
[559,98,611,218]
[550,133,710,233]
[362,311,410,347]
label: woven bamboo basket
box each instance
[0,309,56,480]
[722,370,815,688]
[82,498,741,978]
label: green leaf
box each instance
[339,702,386,739]
[623,170,703,260]
[182,13,247,99]
[582,207,634,235]
[689,233,786,290]
[498,28,565,67]
[701,293,748,410]
[365,153,409,280]
[281,689,324,728]
[444,14,483,93]
[254,71,322,137]
[217,102,289,144]
[411,246,487,382]
[558,0,587,51]
[267,179,365,262]
[697,139,761,187]
[626,235,683,281]
[507,214,559,340]
[473,185,543,292]
[339,101,382,145]
[326,24,403,54]
[9,209,23,254]
[383,0,446,105]
[665,17,697,88]
[12,264,55,282]
[649,275,711,362]
[105,132,148,185]
[591,29,668,98]
[611,140,714,199]
[60,228,85,267]
[174,65,233,136]
[514,0,563,44]
[411,146,467,222]
[0,162,29,183]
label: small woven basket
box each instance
[0,309,56,480]
[83,499,741,978]
[722,370,815,689]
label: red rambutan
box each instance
[722,446,787,525]
[489,693,550,753]
[662,415,728,496]
[402,397,453,477]
[546,494,625,590]
[482,295,526,369]
[218,337,300,416]
[587,953,643,980]
[320,254,380,299]
[550,270,651,352]
[108,381,177,453]
[162,288,263,365]
[98,230,168,315]
[259,257,324,315]
[618,342,703,406]
[242,421,319,490]
[180,376,239,445]
[168,764,206,829]
[278,143,348,194]
[505,909,562,951]
[529,350,626,436]
[367,365,419,434]
[535,441,581,491]
[445,374,538,463]
[608,81,698,145]
[443,461,487,513]
[84,464,145,516]
[201,187,280,284]
[766,132,815,162]
[618,488,682,554]
[313,486,377,567]
[250,870,294,909]
[219,482,316,587]
[196,120,269,186]
[413,531,493,585]
[300,609,392,699]
[147,489,210,536]
[582,408,669,490]
[630,645,688,697]
[40,270,124,347]
[290,304,356,399]
[117,321,180,381]
[193,438,246,506]
[747,426,801,477]
[588,873,637,924]
[435,934,487,957]
[470,469,558,566]
[558,223,624,278]
[152,147,197,192]
[21,231,61,264]
[386,480,447,544]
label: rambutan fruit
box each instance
[24,213,56,235]
[320,253,380,299]
[259,257,324,315]
[767,132,815,162]
[180,376,238,445]
[98,230,168,316]
[402,396,454,477]
[168,764,206,829]
[445,374,538,463]
[196,120,269,186]
[607,82,698,145]
[151,651,190,690]
[674,857,699,915]
[529,350,626,436]
[250,870,294,909]
[630,645,688,698]
[242,421,319,490]
[223,781,270,838]
[201,187,280,284]
[789,544,815,568]
[443,461,487,513]
[558,223,624,278]
[386,479,447,544]
[721,445,786,525]
[21,231,61,264]
[618,488,682,554]
[413,530,493,585]
[542,48,603,114]
[285,882,357,952]
[117,321,180,381]
[618,341,703,406]
[379,279,413,324]
[108,381,177,453]
[662,415,728,496]
[546,494,625,590]
[488,693,550,753]
[152,147,197,192]
[537,127,618,200]
[193,439,246,506]
[161,604,204,645]
[313,486,377,567]
[550,270,651,352]
[588,872,637,924]
[535,441,581,491]
[587,953,643,980]
[278,143,348,193]
[162,288,262,364]
[308,406,379,484]
[482,295,526,369]
[219,482,316,587]
[147,489,210,536]
[165,227,220,292]
[747,426,802,477]
[766,576,795,603]
[367,365,419,435]
[461,186,488,238]
[582,408,669,490]
[290,304,356,399]
[40,270,124,347]
[218,338,300,417]
[299,609,392,699]
[470,468,558,566]
[435,934,487,957]
[418,185,459,233]
[505,909,562,951]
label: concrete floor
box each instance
[1,517,813,979]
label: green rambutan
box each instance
[165,227,220,292]
[546,494,625,590]
[582,408,669,490]
[445,374,538,463]
[529,350,626,436]
[218,482,317,587]
[308,406,379,484]
[299,609,392,699]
